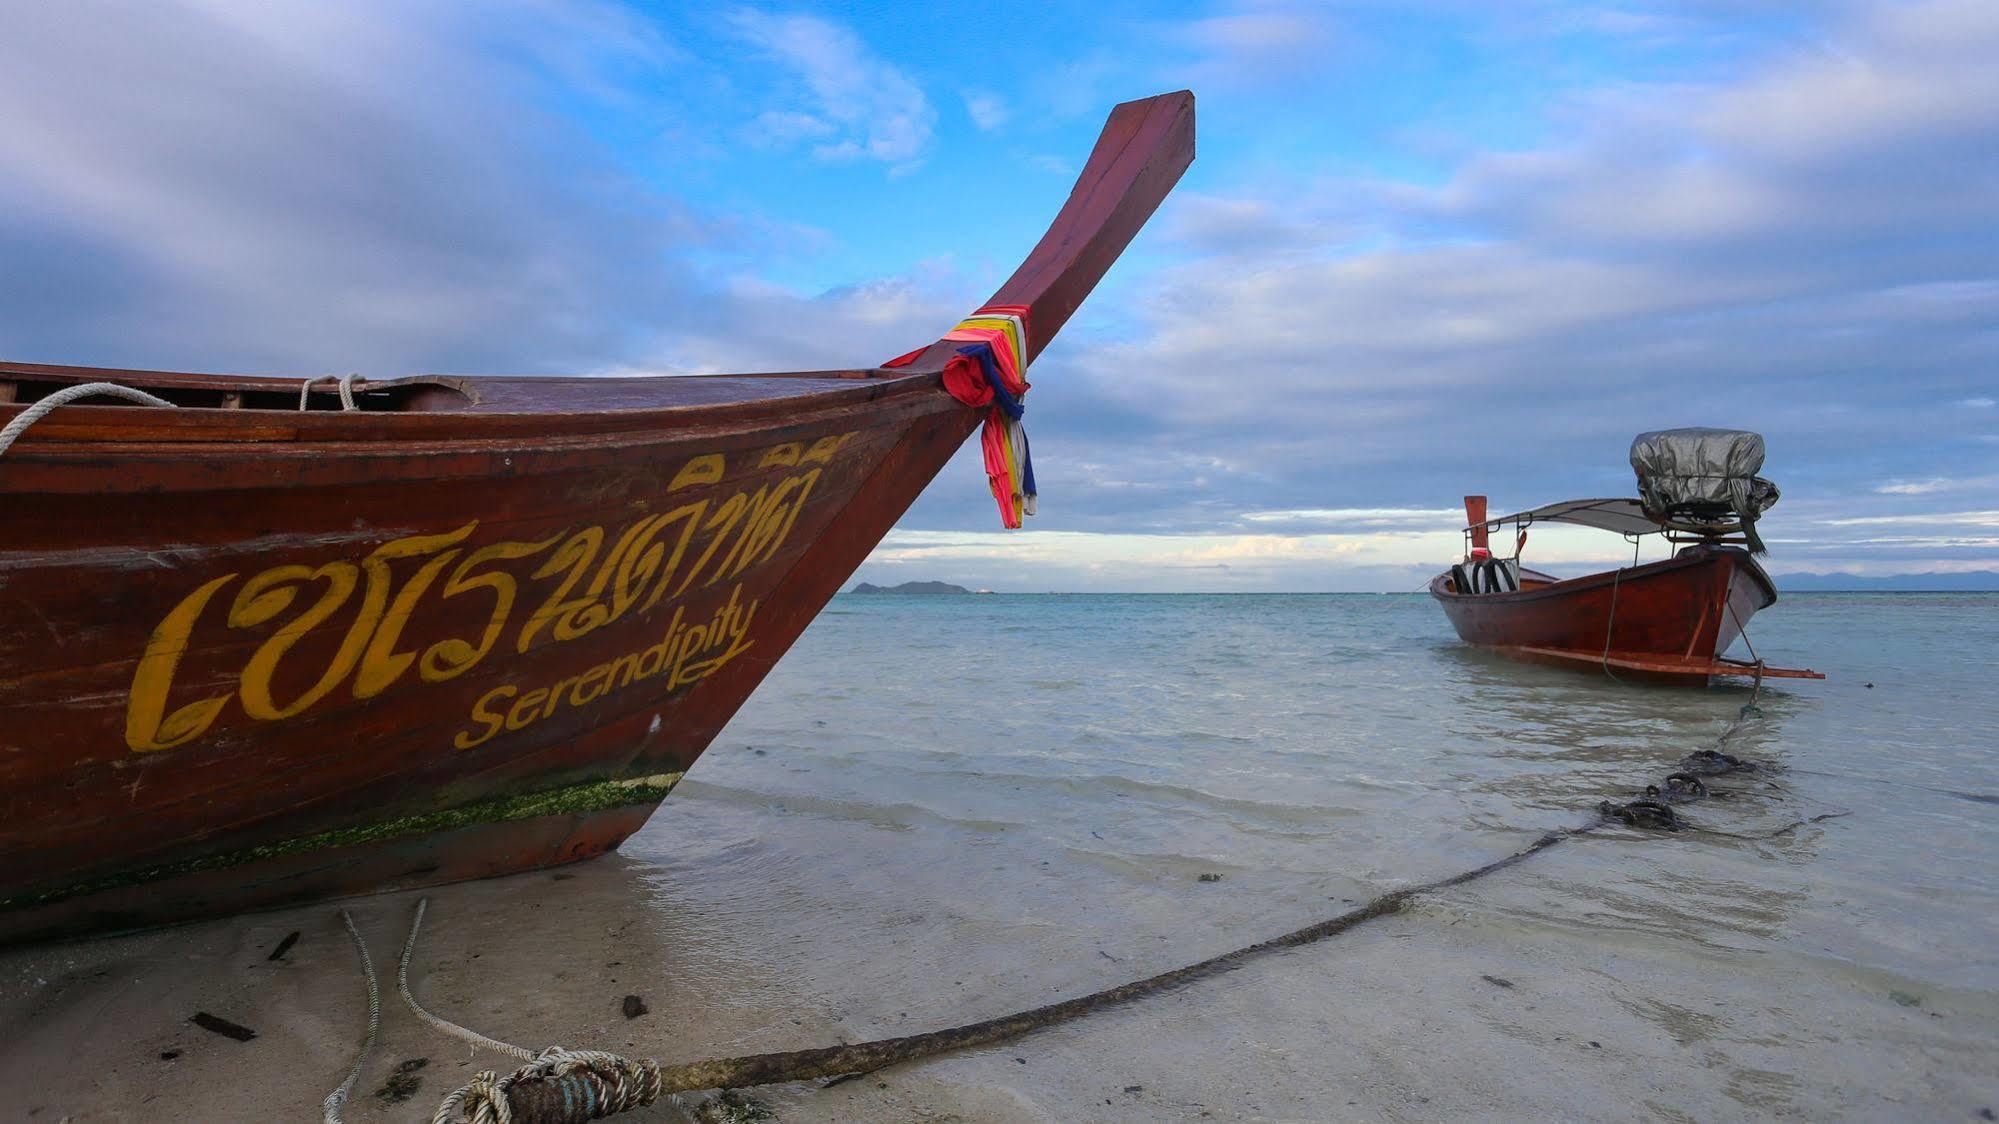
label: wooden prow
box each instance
[895,90,1195,372]
[1465,495,1489,554]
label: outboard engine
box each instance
[1630,428,1780,552]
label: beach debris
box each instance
[694,1090,775,1123]
[1124,1084,1144,1094]
[819,1071,866,1088]
[1679,749,1752,776]
[1197,872,1222,882]
[374,1058,428,1104]
[190,1012,257,1041]
[159,1049,181,1061]
[1890,990,1923,1008]
[1480,975,1515,989]
[267,930,301,961]
[623,994,650,1019]
[1640,773,1709,808]
[1598,799,1681,831]
[1660,773,1708,799]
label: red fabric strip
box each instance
[940,327,1028,395]
[880,346,927,369]
[940,353,994,407]
[979,410,1019,528]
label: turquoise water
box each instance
[630,592,1999,1119]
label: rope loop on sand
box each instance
[398,898,539,1062]
[0,381,176,458]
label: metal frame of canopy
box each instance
[1462,496,1759,562]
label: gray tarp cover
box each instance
[1628,427,1779,552]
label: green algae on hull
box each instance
[5,771,683,911]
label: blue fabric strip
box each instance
[957,344,1025,420]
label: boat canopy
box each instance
[1471,497,1667,536]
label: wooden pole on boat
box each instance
[1464,495,1489,556]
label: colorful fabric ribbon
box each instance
[883,304,1038,529]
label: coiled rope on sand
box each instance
[322,676,1841,1124]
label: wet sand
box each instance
[6,791,1993,1122]
[5,594,1997,1121]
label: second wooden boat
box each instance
[1430,431,1823,685]
[0,92,1195,944]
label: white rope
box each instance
[0,382,175,458]
[299,372,364,411]
[399,898,540,1062]
[325,910,383,1124]
[390,898,681,1124]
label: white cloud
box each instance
[1239,507,1465,526]
[1821,510,1999,528]
[639,265,970,376]
[1167,0,1339,87]
[961,89,1008,131]
[730,10,934,169]
[1019,0,1999,584]
[1873,476,1999,496]
[0,0,703,374]
[1875,478,1952,495]
[745,109,836,148]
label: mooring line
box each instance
[406,829,1581,1124]
[316,684,1836,1124]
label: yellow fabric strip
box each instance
[998,412,1023,504]
[959,313,1026,354]
[955,315,1027,376]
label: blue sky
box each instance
[2,1,1994,590]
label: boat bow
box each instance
[0,92,1197,943]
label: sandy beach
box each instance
[5,797,1994,1122]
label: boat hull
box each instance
[1429,547,1780,685]
[0,396,979,944]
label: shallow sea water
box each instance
[5,593,1997,1121]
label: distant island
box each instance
[850,580,974,594]
[1773,570,1999,592]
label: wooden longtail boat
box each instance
[1431,442,1824,685]
[0,92,1195,944]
